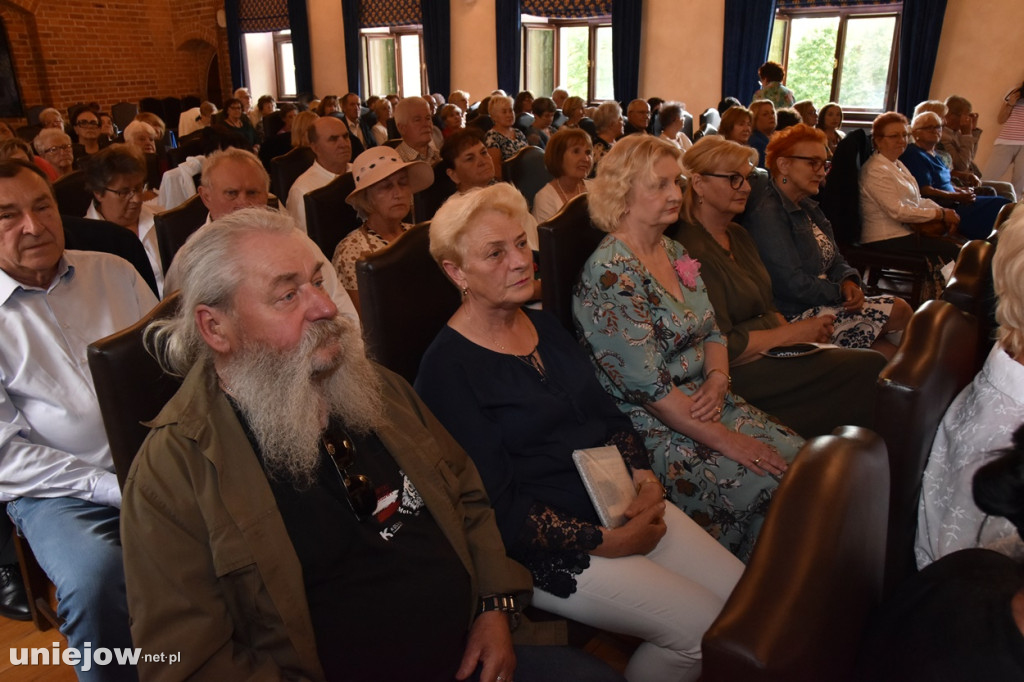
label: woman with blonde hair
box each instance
[590,101,624,170]
[574,135,804,560]
[290,111,318,148]
[484,94,527,175]
[418,182,743,682]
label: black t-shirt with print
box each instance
[235,407,472,681]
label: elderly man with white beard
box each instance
[120,208,622,682]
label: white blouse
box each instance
[859,153,943,244]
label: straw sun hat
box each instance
[345,147,433,206]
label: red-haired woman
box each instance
[744,124,912,359]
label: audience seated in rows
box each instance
[440,128,495,195]
[525,97,556,149]
[573,135,804,560]
[0,159,157,680]
[341,92,376,155]
[532,127,593,224]
[123,207,622,682]
[744,124,913,359]
[719,105,753,148]
[332,147,432,315]
[70,108,107,163]
[671,135,887,439]
[658,101,693,152]
[286,116,353,233]
[416,183,744,682]
[590,101,623,171]
[623,99,651,136]
[793,99,817,127]
[917,212,1024,567]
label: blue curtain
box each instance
[421,0,451,97]
[287,0,313,97]
[611,0,642,106]
[496,0,522,95]
[224,0,246,91]
[342,0,361,96]
[721,0,778,103]
[896,0,947,116]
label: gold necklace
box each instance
[553,178,584,204]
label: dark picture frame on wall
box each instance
[0,18,25,118]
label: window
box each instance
[361,27,426,98]
[769,4,901,117]
[243,30,294,101]
[522,16,613,102]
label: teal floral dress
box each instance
[573,235,804,560]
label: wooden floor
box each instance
[0,616,76,681]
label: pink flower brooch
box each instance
[673,255,701,291]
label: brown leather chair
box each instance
[87,292,184,488]
[991,200,1016,234]
[304,172,361,260]
[356,222,461,384]
[503,145,552,210]
[270,145,315,206]
[537,193,604,333]
[53,170,94,216]
[154,194,208,270]
[940,239,996,370]
[874,299,978,596]
[702,426,889,682]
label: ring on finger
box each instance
[753,458,762,466]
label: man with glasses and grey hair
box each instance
[33,128,75,178]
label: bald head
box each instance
[308,116,352,174]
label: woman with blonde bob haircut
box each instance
[418,182,744,682]
[290,111,318,148]
[575,135,804,560]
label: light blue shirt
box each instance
[0,250,158,506]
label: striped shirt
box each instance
[994,99,1024,145]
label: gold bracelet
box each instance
[705,367,732,390]
[637,479,665,496]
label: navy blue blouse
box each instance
[415,308,650,597]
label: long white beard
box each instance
[220,315,385,488]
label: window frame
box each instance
[360,25,428,99]
[771,3,902,122]
[272,30,296,100]
[521,14,613,103]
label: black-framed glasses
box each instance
[702,172,751,190]
[43,143,73,154]
[103,184,146,200]
[323,431,377,520]
[784,156,832,173]
[75,120,99,128]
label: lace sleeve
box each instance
[511,501,603,554]
[606,427,651,472]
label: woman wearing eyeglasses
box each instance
[83,144,164,296]
[859,111,962,265]
[671,135,887,439]
[900,111,1011,241]
[744,124,912,359]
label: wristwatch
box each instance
[477,593,522,631]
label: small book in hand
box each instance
[572,445,637,529]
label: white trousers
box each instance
[532,504,744,682]
[984,143,1024,201]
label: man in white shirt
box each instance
[0,160,157,680]
[395,97,441,165]
[287,117,353,233]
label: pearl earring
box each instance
[782,177,788,184]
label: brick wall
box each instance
[0,0,233,126]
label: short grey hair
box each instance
[394,97,429,127]
[33,128,71,155]
[200,147,269,190]
[146,207,298,376]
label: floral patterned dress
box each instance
[573,235,804,560]
[484,128,527,161]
